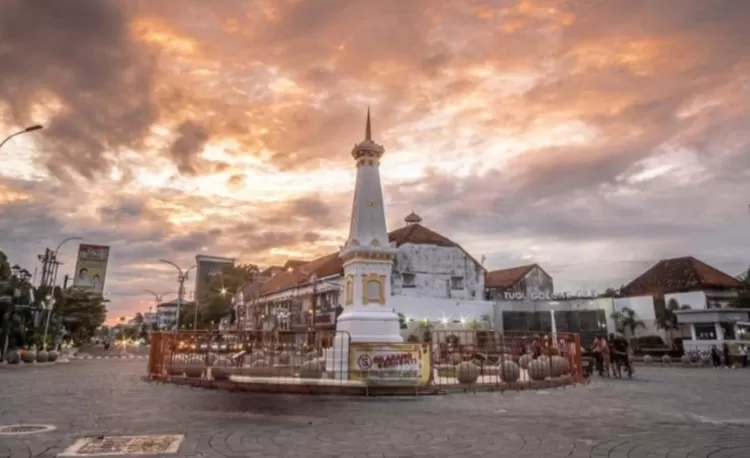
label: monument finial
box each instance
[365,106,372,141]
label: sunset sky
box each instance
[1,0,749,320]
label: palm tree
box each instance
[610,307,645,339]
[657,298,691,344]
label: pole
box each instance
[192,287,198,330]
[177,275,184,330]
[42,299,54,350]
[311,276,317,329]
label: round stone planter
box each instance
[700,355,711,366]
[36,350,49,363]
[518,354,533,369]
[549,356,570,377]
[47,350,58,362]
[498,360,520,383]
[167,355,205,378]
[447,353,462,365]
[5,350,21,364]
[643,354,653,364]
[681,355,691,366]
[21,351,36,364]
[211,357,238,381]
[662,355,672,365]
[455,362,479,384]
[277,351,291,365]
[299,360,323,379]
[528,359,550,381]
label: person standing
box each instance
[710,345,721,368]
[739,344,747,368]
[722,342,734,369]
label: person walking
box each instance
[710,345,721,368]
[739,344,747,368]
[722,342,734,369]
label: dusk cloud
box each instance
[1,0,749,319]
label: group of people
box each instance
[591,333,632,377]
[710,343,748,369]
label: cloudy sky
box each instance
[1,0,749,320]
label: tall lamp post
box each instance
[144,290,172,331]
[51,236,83,288]
[0,124,43,150]
[159,260,194,330]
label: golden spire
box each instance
[365,106,372,141]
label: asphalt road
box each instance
[0,361,749,457]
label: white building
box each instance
[244,113,494,334]
[613,256,743,343]
[156,299,184,330]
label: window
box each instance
[451,276,464,290]
[695,323,717,340]
[362,275,385,305]
[402,273,415,287]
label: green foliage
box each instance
[54,288,108,343]
[193,263,259,329]
[656,298,691,332]
[0,251,11,281]
[398,313,407,329]
[610,306,645,337]
[730,271,750,308]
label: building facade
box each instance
[485,264,554,301]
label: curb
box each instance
[71,355,147,360]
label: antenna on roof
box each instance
[481,255,487,265]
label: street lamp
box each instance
[0,124,43,150]
[159,260,195,330]
[51,236,83,287]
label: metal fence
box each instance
[145,329,583,395]
[429,330,584,391]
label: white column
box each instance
[550,310,557,340]
[714,322,724,341]
[690,324,697,340]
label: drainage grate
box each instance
[0,424,56,435]
[60,435,184,456]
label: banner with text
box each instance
[348,343,430,385]
[72,244,110,296]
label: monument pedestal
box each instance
[326,309,403,380]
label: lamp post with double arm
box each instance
[158,260,195,330]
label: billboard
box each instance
[72,244,110,296]
[194,255,234,304]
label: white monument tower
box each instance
[326,109,403,376]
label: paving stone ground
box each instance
[1,361,749,457]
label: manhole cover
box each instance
[60,435,184,456]
[0,424,56,435]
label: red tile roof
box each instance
[258,223,482,296]
[621,256,743,296]
[485,264,536,289]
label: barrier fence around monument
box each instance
[145,329,584,395]
[429,330,584,391]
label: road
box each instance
[0,362,749,457]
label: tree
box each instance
[0,251,11,281]
[599,286,624,298]
[54,288,108,344]
[417,320,433,342]
[195,264,260,329]
[656,298,691,344]
[133,313,144,325]
[730,268,750,308]
[610,307,645,338]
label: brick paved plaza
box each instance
[1,361,749,458]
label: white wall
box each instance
[389,294,493,323]
[613,296,664,339]
[391,244,484,300]
[665,291,707,310]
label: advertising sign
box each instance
[348,343,431,385]
[72,244,110,296]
